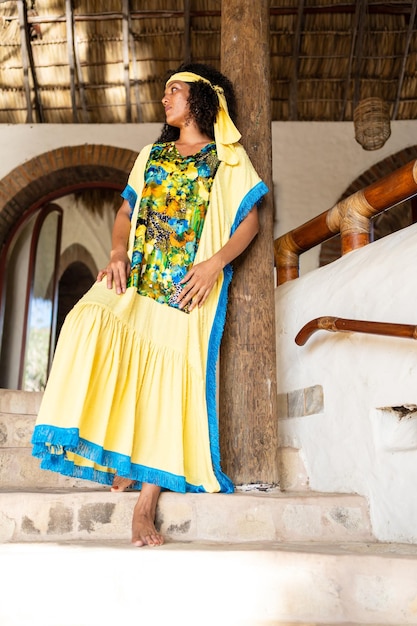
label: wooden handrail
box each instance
[274,159,417,285]
[295,316,417,346]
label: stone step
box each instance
[0,388,43,414]
[1,539,417,625]
[0,489,374,544]
[0,391,66,489]
[0,408,101,489]
[0,445,100,489]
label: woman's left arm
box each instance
[177,207,259,311]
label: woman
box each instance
[32,63,268,547]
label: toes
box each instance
[111,476,134,492]
[148,533,164,546]
[132,532,164,547]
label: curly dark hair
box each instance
[157,63,237,143]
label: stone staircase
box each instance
[2,389,417,626]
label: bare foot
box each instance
[132,483,164,547]
[132,509,164,547]
[111,475,134,492]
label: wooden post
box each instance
[219,0,279,485]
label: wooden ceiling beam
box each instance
[340,0,362,120]
[65,0,78,122]
[17,0,44,123]
[289,0,304,121]
[353,0,368,108]
[72,21,89,122]
[8,12,212,24]
[128,5,143,122]
[270,3,416,16]
[8,4,416,26]
[392,0,417,120]
[16,0,32,123]
[184,0,191,63]
[122,0,132,123]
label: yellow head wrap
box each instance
[166,71,241,165]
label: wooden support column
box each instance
[219,0,279,486]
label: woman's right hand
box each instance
[97,248,131,295]
[97,199,132,294]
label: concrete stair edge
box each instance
[1,540,417,626]
[0,489,374,544]
[0,389,43,415]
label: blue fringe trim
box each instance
[205,264,234,493]
[231,181,269,235]
[121,184,137,213]
[32,425,189,493]
[203,180,269,494]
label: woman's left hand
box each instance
[176,208,260,312]
[177,256,223,311]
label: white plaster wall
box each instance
[275,224,417,543]
[0,123,160,180]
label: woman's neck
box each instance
[174,125,212,157]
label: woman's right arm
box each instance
[96,198,132,294]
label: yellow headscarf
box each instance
[166,71,241,165]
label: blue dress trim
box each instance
[121,184,137,214]
[231,181,269,234]
[31,425,202,493]
[204,180,268,493]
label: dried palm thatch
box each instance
[73,188,121,216]
[0,0,416,128]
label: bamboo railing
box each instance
[274,159,417,286]
[295,316,417,346]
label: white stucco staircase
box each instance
[2,389,417,626]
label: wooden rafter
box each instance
[128,3,142,123]
[20,0,44,122]
[353,0,368,108]
[65,0,78,122]
[16,0,45,123]
[72,20,89,123]
[392,0,417,120]
[340,0,362,120]
[184,0,191,63]
[16,0,32,123]
[122,0,132,123]
[8,5,417,25]
[289,0,304,121]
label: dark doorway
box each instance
[56,262,95,343]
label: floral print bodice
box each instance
[127,141,220,311]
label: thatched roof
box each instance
[1,1,416,125]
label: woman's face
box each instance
[162,80,191,128]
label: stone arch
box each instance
[44,243,97,300]
[319,145,417,267]
[0,144,138,247]
[58,243,98,282]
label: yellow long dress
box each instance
[32,141,267,493]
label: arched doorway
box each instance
[0,145,138,390]
[56,262,95,344]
